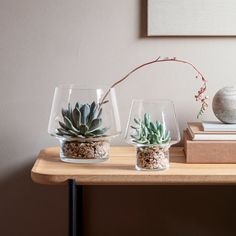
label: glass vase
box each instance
[48,85,121,163]
[125,99,180,171]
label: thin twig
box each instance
[100,57,208,117]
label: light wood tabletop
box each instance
[31,146,236,185]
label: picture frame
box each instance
[148,0,236,36]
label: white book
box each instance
[187,122,236,141]
[202,121,236,132]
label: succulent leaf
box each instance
[80,104,90,124]
[68,130,80,136]
[64,116,80,133]
[134,118,140,125]
[130,113,170,145]
[57,128,71,136]
[91,128,108,136]
[62,108,68,117]
[150,122,156,132]
[72,107,81,128]
[130,125,138,130]
[90,101,96,113]
[57,100,108,138]
[87,101,97,123]
[75,102,80,109]
[59,121,68,130]
[79,124,88,134]
[89,118,102,132]
[144,113,150,128]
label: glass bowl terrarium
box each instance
[125,100,180,171]
[48,85,121,163]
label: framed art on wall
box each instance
[148,0,236,36]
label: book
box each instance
[202,121,236,132]
[184,130,236,163]
[187,122,236,141]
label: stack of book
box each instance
[184,122,236,163]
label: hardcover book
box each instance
[202,121,236,132]
[187,122,236,141]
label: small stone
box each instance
[136,146,169,170]
[61,140,110,160]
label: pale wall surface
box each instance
[0,0,236,235]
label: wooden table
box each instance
[31,146,236,236]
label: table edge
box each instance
[31,146,236,186]
[31,170,236,186]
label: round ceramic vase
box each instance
[212,86,236,124]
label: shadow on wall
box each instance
[139,0,147,37]
[0,160,67,236]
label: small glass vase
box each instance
[48,85,121,163]
[125,99,180,171]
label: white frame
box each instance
[148,0,236,36]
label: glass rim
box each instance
[49,132,121,141]
[55,84,113,91]
[131,99,174,104]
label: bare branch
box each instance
[100,57,208,118]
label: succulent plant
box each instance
[56,101,108,138]
[130,113,170,145]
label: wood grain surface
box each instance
[31,146,236,185]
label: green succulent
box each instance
[56,101,108,138]
[130,113,170,145]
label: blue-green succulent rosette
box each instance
[56,101,109,141]
[130,113,171,148]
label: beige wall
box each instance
[1,0,236,235]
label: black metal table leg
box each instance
[68,180,83,236]
[77,185,83,236]
[69,179,77,236]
